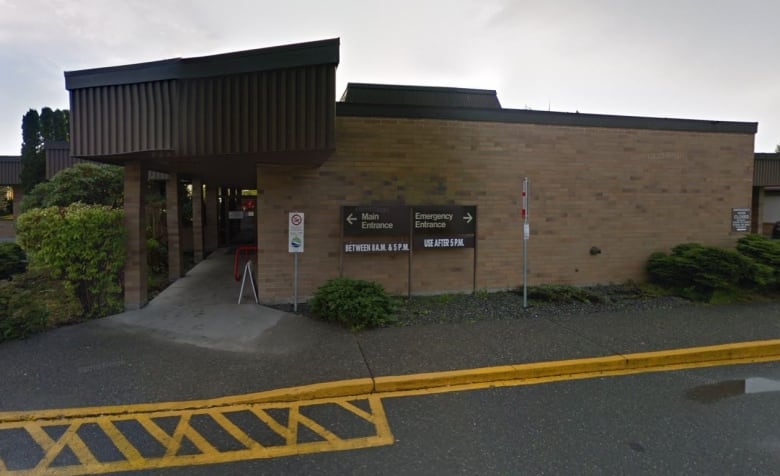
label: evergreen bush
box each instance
[646,243,773,301]
[527,284,604,303]
[21,162,123,212]
[0,242,26,280]
[0,269,83,342]
[309,278,398,330]
[736,234,780,285]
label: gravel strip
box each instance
[276,285,694,328]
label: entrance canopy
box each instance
[64,39,339,188]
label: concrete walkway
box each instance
[106,248,305,352]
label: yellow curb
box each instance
[374,339,780,393]
[623,339,780,369]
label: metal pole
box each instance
[293,253,299,312]
[522,177,529,308]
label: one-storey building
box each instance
[59,38,759,309]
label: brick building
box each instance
[62,38,757,308]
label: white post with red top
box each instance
[522,178,530,308]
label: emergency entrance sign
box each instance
[289,212,304,253]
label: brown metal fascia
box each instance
[64,38,340,90]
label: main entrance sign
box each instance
[342,205,409,236]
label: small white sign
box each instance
[289,212,304,253]
[523,223,530,241]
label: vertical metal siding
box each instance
[177,65,335,156]
[69,64,335,159]
[754,156,780,186]
[70,80,175,157]
[0,158,22,185]
[45,146,82,179]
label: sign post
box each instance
[289,212,304,311]
[522,178,530,308]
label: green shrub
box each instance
[646,243,774,301]
[21,162,123,212]
[309,278,398,330]
[527,284,604,303]
[736,234,780,281]
[16,203,126,318]
[0,269,83,342]
[0,242,26,280]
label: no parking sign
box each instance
[288,212,304,253]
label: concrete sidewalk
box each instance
[0,249,779,413]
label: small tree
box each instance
[20,109,43,192]
[19,107,70,193]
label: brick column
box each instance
[166,172,183,280]
[124,161,147,310]
[192,177,204,263]
[205,184,219,252]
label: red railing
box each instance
[234,245,258,281]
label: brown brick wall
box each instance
[256,116,754,303]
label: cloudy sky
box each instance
[1,0,778,155]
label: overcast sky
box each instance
[1,0,779,155]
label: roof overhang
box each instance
[65,39,340,89]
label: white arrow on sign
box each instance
[346,212,357,225]
[463,212,473,224]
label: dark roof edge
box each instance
[335,103,758,135]
[0,156,21,161]
[342,83,498,98]
[755,153,780,160]
[65,38,340,90]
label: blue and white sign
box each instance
[288,212,304,253]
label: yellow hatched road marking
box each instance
[209,412,263,452]
[250,406,293,442]
[0,395,393,475]
[95,419,143,464]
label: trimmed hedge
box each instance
[309,278,398,330]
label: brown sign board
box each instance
[412,205,476,235]
[342,205,477,250]
[343,205,409,236]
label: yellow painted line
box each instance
[374,339,780,393]
[376,353,780,400]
